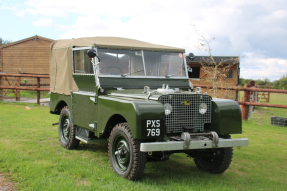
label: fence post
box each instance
[0,73,2,101]
[16,70,21,101]
[0,55,2,101]
[242,84,250,120]
[267,84,270,102]
[37,77,40,104]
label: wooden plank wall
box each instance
[189,64,238,86]
[1,38,52,87]
[0,47,2,98]
[189,64,239,99]
[2,38,52,74]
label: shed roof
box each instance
[52,37,185,52]
[0,35,54,49]
[186,56,239,64]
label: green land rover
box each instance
[49,37,248,180]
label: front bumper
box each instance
[140,138,249,152]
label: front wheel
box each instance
[194,134,233,174]
[108,123,147,180]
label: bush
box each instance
[272,75,287,90]
[240,76,287,90]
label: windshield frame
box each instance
[96,47,189,79]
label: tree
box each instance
[0,37,12,45]
[256,77,271,86]
[272,75,287,90]
[192,25,239,98]
[239,77,252,86]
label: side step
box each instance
[75,136,108,144]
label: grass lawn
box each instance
[0,101,287,190]
[249,93,287,124]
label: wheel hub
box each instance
[113,138,130,172]
[62,118,70,141]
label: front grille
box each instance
[158,94,212,133]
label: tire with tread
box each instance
[108,123,147,180]
[58,106,79,149]
[194,134,233,174]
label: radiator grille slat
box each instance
[158,94,212,133]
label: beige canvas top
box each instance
[52,37,185,52]
[50,37,185,95]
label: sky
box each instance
[1,0,287,81]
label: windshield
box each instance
[97,48,186,77]
[144,52,185,77]
[98,49,144,76]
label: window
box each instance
[188,66,200,78]
[98,49,144,76]
[226,70,233,79]
[73,49,93,74]
[144,52,185,77]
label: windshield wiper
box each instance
[165,74,174,78]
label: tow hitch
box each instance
[181,132,219,149]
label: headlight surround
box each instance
[164,103,172,115]
[199,103,207,114]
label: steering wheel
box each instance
[100,65,123,75]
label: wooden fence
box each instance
[193,84,287,120]
[1,74,286,115]
[0,73,50,104]
[257,84,270,103]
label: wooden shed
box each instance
[0,35,54,75]
[0,35,53,100]
[186,56,240,99]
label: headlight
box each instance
[199,103,207,114]
[164,103,172,115]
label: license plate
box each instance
[142,119,164,138]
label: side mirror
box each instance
[87,48,97,58]
[187,65,193,72]
[188,53,195,61]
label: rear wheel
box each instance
[58,106,79,149]
[108,123,147,180]
[194,134,233,174]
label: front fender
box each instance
[97,96,165,139]
[204,98,242,134]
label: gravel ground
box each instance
[2,97,50,103]
[2,97,50,106]
[0,173,15,191]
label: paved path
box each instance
[2,98,50,106]
[0,173,14,191]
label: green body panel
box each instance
[72,93,97,131]
[98,96,165,139]
[51,89,242,139]
[50,93,72,113]
[73,75,96,92]
[205,99,242,134]
[99,77,190,88]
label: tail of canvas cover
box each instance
[50,40,79,95]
